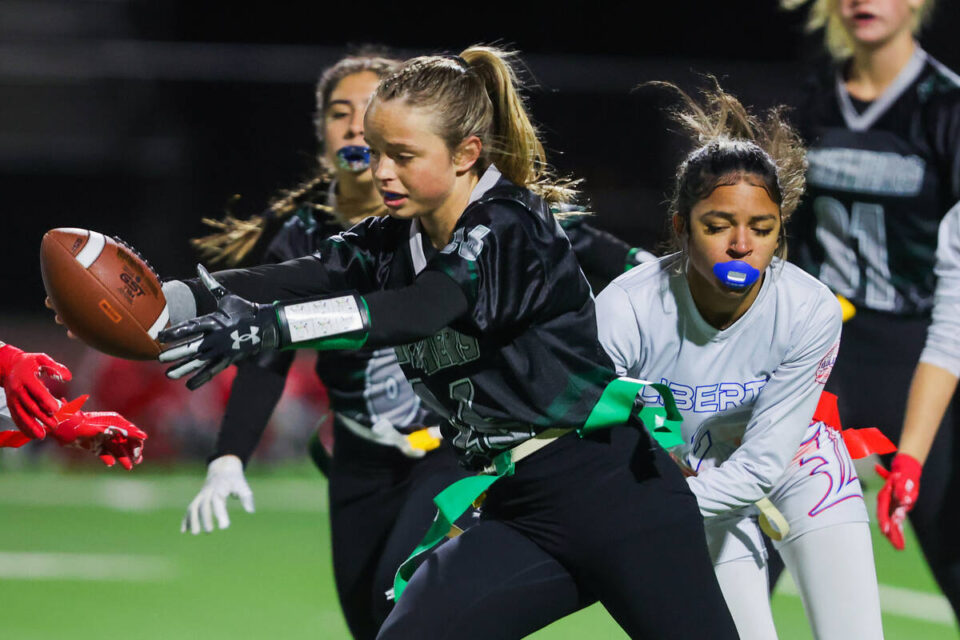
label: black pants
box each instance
[379,426,737,639]
[767,309,960,620]
[328,418,471,640]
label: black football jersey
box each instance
[561,216,636,285]
[216,167,620,468]
[264,201,434,433]
[791,48,960,315]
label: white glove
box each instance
[181,455,255,534]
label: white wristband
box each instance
[280,294,366,344]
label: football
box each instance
[40,228,168,360]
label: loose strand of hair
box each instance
[461,46,577,204]
[653,78,806,219]
[643,79,759,147]
[651,78,807,264]
[191,170,330,266]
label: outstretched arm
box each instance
[0,341,72,439]
[562,217,655,285]
[877,203,960,549]
[159,266,468,390]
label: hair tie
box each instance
[446,54,469,69]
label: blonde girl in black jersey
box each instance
[785,0,960,621]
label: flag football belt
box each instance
[812,390,896,460]
[337,413,442,458]
[389,377,684,601]
[756,391,897,542]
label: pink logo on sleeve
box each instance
[815,341,840,384]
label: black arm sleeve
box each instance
[186,220,388,314]
[563,219,632,282]
[210,348,295,465]
[364,271,469,347]
[185,256,338,315]
[210,270,463,462]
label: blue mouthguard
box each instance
[713,260,761,289]
[335,146,371,172]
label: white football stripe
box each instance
[0,473,328,512]
[0,552,176,581]
[147,304,170,339]
[75,230,106,268]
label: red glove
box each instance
[0,344,72,439]
[875,453,922,551]
[51,408,148,470]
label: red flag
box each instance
[842,427,897,459]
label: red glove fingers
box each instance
[49,409,148,470]
[34,353,72,384]
[87,413,147,471]
[7,395,49,439]
[100,429,144,471]
[891,454,921,506]
[83,413,148,441]
[889,506,908,551]
[875,453,922,551]
[875,475,903,550]
[22,376,61,418]
[0,346,73,438]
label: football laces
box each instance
[113,235,162,282]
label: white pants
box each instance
[707,422,884,639]
[715,522,883,640]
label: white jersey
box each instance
[597,253,843,517]
[921,202,960,376]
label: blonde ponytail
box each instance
[373,45,576,204]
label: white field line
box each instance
[0,552,177,581]
[776,572,956,626]
[0,475,327,512]
[2,473,955,627]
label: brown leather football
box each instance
[40,228,168,360]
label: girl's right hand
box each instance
[44,297,76,339]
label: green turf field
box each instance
[1,460,956,639]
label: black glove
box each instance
[158,265,279,390]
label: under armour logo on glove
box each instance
[231,327,260,350]
[158,265,279,390]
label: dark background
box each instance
[3,0,959,318]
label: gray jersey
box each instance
[921,202,960,376]
[597,253,842,517]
